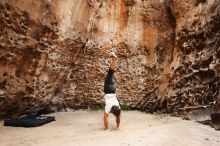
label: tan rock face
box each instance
[0,0,219,117]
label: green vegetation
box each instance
[120,104,131,110]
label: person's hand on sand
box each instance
[108,127,121,131]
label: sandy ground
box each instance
[0,110,219,146]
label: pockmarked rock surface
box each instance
[0,0,219,117]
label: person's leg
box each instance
[103,112,108,130]
[104,53,118,94]
[109,57,117,71]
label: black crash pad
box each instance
[4,115,55,127]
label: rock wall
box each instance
[137,0,220,114]
[0,0,219,117]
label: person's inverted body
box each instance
[103,52,121,130]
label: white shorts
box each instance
[104,94,120,113]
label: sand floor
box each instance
[0,110,219,146]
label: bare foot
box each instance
[111,52,117,58]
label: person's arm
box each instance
[116,115,120,128]
[104,112,108,130]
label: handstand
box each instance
[103,52,121,130]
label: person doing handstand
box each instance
[103,52,121,130]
